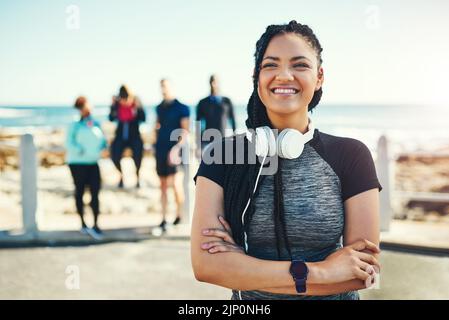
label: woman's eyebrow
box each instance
[262,55,311,62]
[291,56,311,62]
[262,56,280,61]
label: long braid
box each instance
[224,20,323,256]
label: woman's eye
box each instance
[294,63,310,68]
[262,63,277,68]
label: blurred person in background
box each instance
[109,85,146,188]
[154,79,190,231]
[66,96,107,239]
[195,74,236,158]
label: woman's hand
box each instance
[319,239,381,284]
[201,216,245,254]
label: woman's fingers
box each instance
[209,245,242,254]
[354,251,381,272]
[201,241,243,254]
[201,241,227,250]
[218,216,232,235]
[355,263,377,288]
[349,239,380,254]
[365,274,375,288]
[202,228,235,244]
[353,267,371,282]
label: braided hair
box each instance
[223,20,323,259]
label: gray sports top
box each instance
[194,129,382,300]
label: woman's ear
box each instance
[257,81,262,99]
[315,67,324,91]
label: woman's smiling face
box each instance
[258,32,323,117]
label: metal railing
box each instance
[376,135,449,231]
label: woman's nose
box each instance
[275,68,294,81]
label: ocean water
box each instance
[1,104,448,152]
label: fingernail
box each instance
[219,216,224,221]
[209,248,215,253]
[201,243,208,249]
[202,229,209,234]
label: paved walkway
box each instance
[381,220,449,254]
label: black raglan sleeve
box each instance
[193,140,226,188]
[341,140,383,202]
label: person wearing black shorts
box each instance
[154,79,190,230]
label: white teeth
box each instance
[273,88,297,94]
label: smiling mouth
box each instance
[270,88,299,95]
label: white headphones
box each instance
[246,119,315,159]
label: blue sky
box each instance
[1,0,448,107]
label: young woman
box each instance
[109,85,146,188]
[66,96,107,239]
[191,21,382,300]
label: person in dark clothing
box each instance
[196,75,236,157]
[109,85,146,188]
[66,96,107,239]
[154,79,190,230]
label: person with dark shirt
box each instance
[196,75,236,156]
[109,85,146,188]
[154,79,190,230]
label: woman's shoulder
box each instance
[314,130,370,154]
[316,130,366,148]
[312,129,376,174]
[314,130,382,201]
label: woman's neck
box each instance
[267,109,310,133]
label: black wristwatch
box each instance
[289,260,309,293]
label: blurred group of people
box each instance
[65,75,236,238]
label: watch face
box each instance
[290,260,308,278]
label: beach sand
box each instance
[1,128,448,232]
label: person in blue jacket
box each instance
[66,96,107,239]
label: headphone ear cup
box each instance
[278,129,304,159]
[277,130,288,158]
[264,127,277,157]
[255,127,268,157]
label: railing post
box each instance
[181,140,192,225]
[20,134,38,236]
[377,135,392,232]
